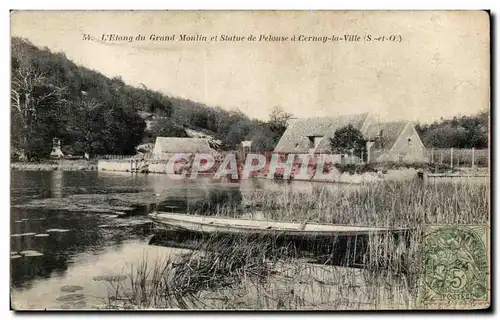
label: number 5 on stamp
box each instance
[421,225,490,309]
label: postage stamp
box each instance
[9,10,490,311]
[421,225,489,309]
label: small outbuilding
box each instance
[152,137,213,159]
[364,121,427,163]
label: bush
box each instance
[333,163,377,175]
[374,162,454,173]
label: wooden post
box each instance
[472,147,475,168]
[431,148,434,163]
[365,141,375,164]
[457,150,460,168]
[417,169,428,184]
[440,150,443,164]
[450,148,454,169]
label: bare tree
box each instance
[11,65,66,160]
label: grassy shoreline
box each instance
[102,179,488,310]
[11,160,98,171]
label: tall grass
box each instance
[242,179,488,226]
[105,179,488,310]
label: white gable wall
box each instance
[378,123,427,163]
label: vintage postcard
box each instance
[10,10,490,310]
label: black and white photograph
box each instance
[9,10,490,310]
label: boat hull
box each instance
[148,212,410,237]
[148,212,414,268]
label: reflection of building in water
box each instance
[50,170,63,198]
[151,175,245,214]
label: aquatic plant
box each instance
[104,178,488,310]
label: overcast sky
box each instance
[11,11,490,123]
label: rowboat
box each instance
[148,212,413,267]
[148,212,410,238]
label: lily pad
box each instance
[12,193,153,215]
[56,293,85,302]
[25,252,44,257]
[10,255,22,259]
[93,275,127,282]
[46,229,70,233]
[97,225,110,228]
[35,233,50,237]
[21,250,44,257]
[99,214,119,219]
[20,250,39,255]
[14,220,23,223]
[11,233,36,237]
[60,285,84,293]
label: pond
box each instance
[11,170,360,309]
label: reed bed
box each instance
[241,179,488,227]
[104,178,489,310]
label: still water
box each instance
[11,170,487,309]
[11,170,341,310]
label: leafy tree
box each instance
[66,99,108,157]
[148,99,173,117]
[329,124,367,159]
[246,130,276,151]
[10,37,296,157]
[269,106,292,136]
[11,38,148,159]
[416,110,489,148]
[150,118,188,138]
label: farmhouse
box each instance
[153,137,213,159]
[364,121,427,163]
[274,113,427,163]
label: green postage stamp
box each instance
[422,225,490,309]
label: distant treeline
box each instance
[11,37,488,162]
[11,38,288,161]
[415,110,489,149]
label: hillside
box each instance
[11,38,283,160]
[13,37,486,162]
[415,110,489,149]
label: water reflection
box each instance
[11,241,188,310]
[11,171,252,293]
[50,170,63,198]
[10,170,368,309]
[11,207,154,289]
